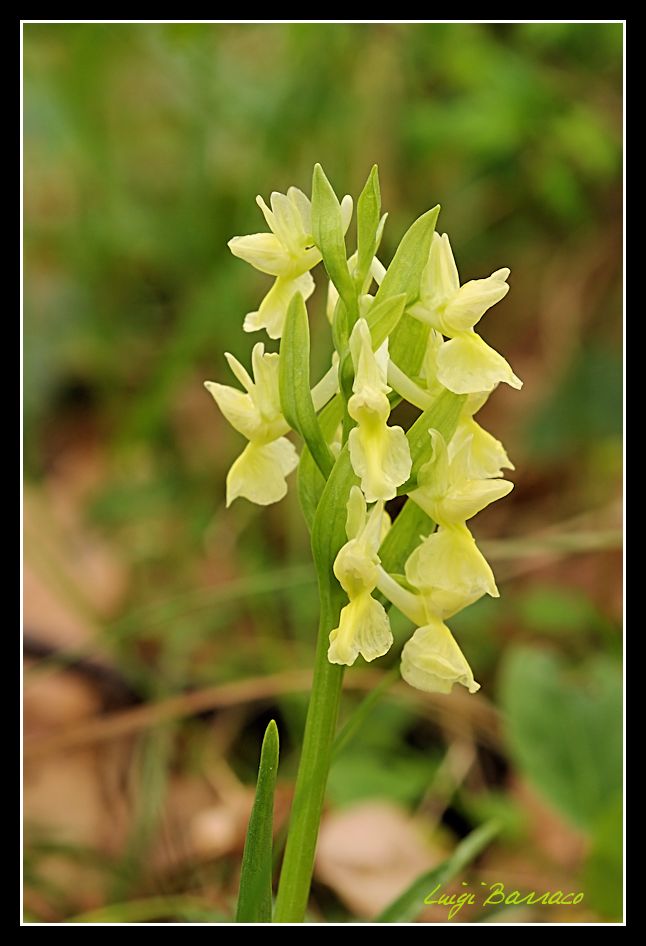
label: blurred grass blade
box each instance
[376,821,500,923]
[333,666,399,757]
[236,720,280,923]
[68,896,226,923]
[279,293,335,479]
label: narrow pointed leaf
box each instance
[279,293,335,479]
[366,291,407,350]
[298,395,344,529]
[379,500,435,576]
[375,204,440,306]
[376,821,500,923]
[236,720,280,923]
[311,164,355,314]
[356,164,381,286]
[375,204,439,377]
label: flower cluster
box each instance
[206,167,521,696]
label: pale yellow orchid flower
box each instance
[229,186,352,339]
[204,343,297,507]
[347,319,412,503]
[409,232,522,394]
[448,393,515,480]
[405,522,499,602]
[328,486,393,666]
[410,429,513,527]
[374,566,481,695]
[400,615,480,695]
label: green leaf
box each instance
[311,442,358,584]
[583,794,623,919]
[298,395,344,530]
[356,164,381,287]
[390,313,431,381]
[366,291,407,350]
[373,203,439,379]
[236,720,280,923]
[499,648,622,830]
[380,500,435,575]
[311,164,355,312]
[375,204,439,307]
[279,293,335,479]
[376,821,500,922]
[331,296,350,354]
[328,748,438,808]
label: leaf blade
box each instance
[235,720,280,923]
[279,293,335,479]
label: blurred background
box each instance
[23,22,623,924]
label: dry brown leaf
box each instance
[315,801,441,919]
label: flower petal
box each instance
[441,271,510,333]
[227,233,292,276]
[348,422,412,503]
[449,420,515,479]
[345,485,367,541]
[226,437,298,507]
[270,190,305,249]
[349,318,389,395]
[243,272,315,339]
[250,343,282,420]
[440,478,513,523]
[405,524,499,599]
[224,351,255,393]
[415,429,450,497]
[204,381,259,441]
[328,592,393,666]
[341,194,354,234]
[436,332,522,394]
[287,186,312,232]
[420,232,460,310]
[420,586,485,620]
[400,619,480,694]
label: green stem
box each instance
[273,590,345,922]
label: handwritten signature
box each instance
[424,881,585,920]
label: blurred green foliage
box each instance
[24,22,622,923]
[500,647,622,831]
[500,646,623,920]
